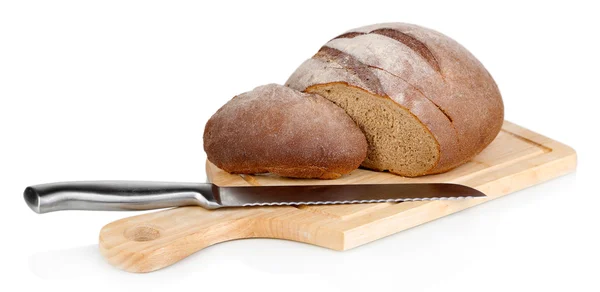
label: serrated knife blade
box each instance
[24,181,485,214]
[219,183,485,207]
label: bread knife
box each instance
[23,181,486,214]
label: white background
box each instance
[1,0,599,291]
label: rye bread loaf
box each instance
[203,84,368,179]
[286,23,504,177]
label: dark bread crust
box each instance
[286,23,504,176]
[369,28,441,73]
[203,84,368,179]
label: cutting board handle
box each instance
[99,206,273,273]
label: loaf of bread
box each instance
[203,84,368,179]
[286,23,504,177]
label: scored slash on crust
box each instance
[241,196,479,207]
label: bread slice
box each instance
[307,83,439,177]
[203,84,368,179]
[286,23,504,177]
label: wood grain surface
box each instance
[99,121,577,272]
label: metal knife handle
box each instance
[23,181,220,214]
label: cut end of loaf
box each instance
[204,84,368,180]
[306,82,440,177]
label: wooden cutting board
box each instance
[99,121,576,273]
